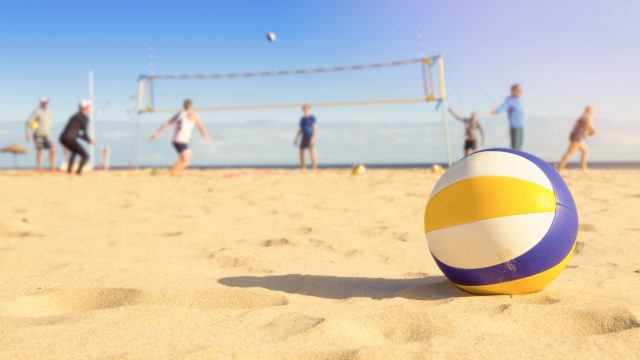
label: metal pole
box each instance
[441,99,453,167]
[437,56,453,167]
[135,112,141,169]
[88,69,95,169]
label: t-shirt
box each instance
[299,116,316,139]
[28,108,51,137]
[495,96,524,128]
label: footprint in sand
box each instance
[0,219,36,238]
[259,313,324,341]
[0,288,288,318]
[495,304,640,336]
[369,308,451,343]
[262,238,291,247]
[162,231,183,237]
[574,241,586,255]
[579,223,596,232]
[296,226,312,235]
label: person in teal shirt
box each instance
[492,84,524,150]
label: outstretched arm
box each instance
[194,114,211,142]
[447,108,465,122]
[492,100,509,116]
[150,112,179,140]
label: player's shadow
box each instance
[218,274,469,300]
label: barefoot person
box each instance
[59,100,93,175]
[294,104,317,170]
[26,98,55,171]
[492,84,524,150]
[448,108,485,156]
[150,99,211,174]
[557,106,596,172]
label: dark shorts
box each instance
[299,137,312,149]
[173,142,189,154]
[464,139,477,151]
[34,135,52,150]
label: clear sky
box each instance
[1,0,639,166]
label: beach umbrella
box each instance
[1,144,28,168]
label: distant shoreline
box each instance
[1,161,639,171]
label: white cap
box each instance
[80,100,92,108]
[40,97,49,103]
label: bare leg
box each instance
[464,146,470,157]
[36,148,42,170]
[299,148,306,171]
[170,149,192,175]
[309,147,317,170]
[578,142,589,171]
[557,142,579,171]
[49,147,56,171]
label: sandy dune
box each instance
[0,168,639,359]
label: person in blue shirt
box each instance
[294,104,318,170]
[492,84,524,150]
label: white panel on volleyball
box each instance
[426,212,555,269]
[430,151,553,199]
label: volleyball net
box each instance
[135,55,452,165]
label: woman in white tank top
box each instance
[151,99,211,174]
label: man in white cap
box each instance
[26,97,55,171]
[59,100,93,175]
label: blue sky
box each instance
[0,0,639,167]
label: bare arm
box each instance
[294,127,301,145]
[25,110,37,140]
[587,117,596,135]
[477,122,485,146]
[194,114,211,142]
[447,108,465,122]
[150,112,179,140]
[310,123,318,145]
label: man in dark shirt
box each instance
[294,104,318,171]
[60,100,93,174]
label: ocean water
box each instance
[0,118,637,169]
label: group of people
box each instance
[25,83,595,174]
[150,100,318,173]
[447,83,596,171]
[26,98,94,174]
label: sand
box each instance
[0,168,639,359]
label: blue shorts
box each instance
[173,142,189,154]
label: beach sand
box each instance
[0,168,639,359]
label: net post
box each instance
[137,76,145,113]
[437,55,453,167]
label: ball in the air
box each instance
[424,148,578,295]
[266,32,277,42]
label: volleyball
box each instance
[430,164,443,174]
[352,164,366,176]
[424,148,578,295]
[28,120,39,130]
[266,32,277,42]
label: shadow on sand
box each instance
[218,274,469,300]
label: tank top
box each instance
[173,110,195,144]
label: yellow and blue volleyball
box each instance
[424,148,578,295]
[352,164,366,176]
